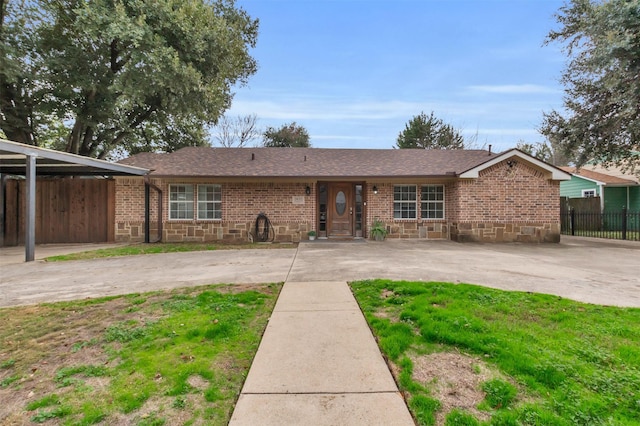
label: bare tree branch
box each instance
[213,113,260,147]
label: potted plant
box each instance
[369,219,387,241]
[307,230,316,241]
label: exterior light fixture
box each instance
[372,185,378,194]
[305,185,311,195]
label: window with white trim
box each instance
[421,185,444,219]
[169,184,194,220]
[582,189,596,198]
[197,184,222,220]
[394,185,417,219]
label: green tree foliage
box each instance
[0,0,258,158]
[540,0,640,172]
[396,111,465,150]
[262,122,311,147]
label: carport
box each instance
[0,139,148,262]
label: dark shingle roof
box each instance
[119,147,498,178]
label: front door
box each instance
[328,183,353,237]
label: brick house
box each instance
[116,147,570,243]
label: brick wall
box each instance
[115,160,561,244]
[449,160,561,242]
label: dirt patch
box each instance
[0,283,276,425]
[410,351,501,425]
[187,375,210,391]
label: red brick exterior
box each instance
[114,159,561,243]
[448,160,561,242]
[115,178,316,243]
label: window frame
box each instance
[581,189,596,198]
[197,184,222,220]
[168,184,194,220]
[420,184,445,220]
[393,185,417,220]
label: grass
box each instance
[44,241,296,262]
[350,279,640,426]
[0,283,281,425]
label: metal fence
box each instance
[561,208,640,241]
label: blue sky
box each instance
[226,0,567,152]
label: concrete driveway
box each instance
[1,236,639,308]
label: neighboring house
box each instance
[116,147,570,243]
[559,166,640,212]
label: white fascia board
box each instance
[458,149,572,181]
[569,174,606,186]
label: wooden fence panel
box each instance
[2,179,20,246]
[1,178,114,246]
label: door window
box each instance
[335,191,346,215]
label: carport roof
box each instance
[0,139,149,176]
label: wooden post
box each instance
[570,208,575,236]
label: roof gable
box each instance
[458,149,571,181]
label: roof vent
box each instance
[251,153,255,161]
[488,144,492,155]
[304,155,307,162]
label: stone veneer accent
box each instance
[450,222,561,243]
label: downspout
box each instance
[144,175,163,243]
[144,178,150,243]
[150,181,163,243]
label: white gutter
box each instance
[598,183,605,212]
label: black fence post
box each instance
[570,208,575,236]
[622,206,627,240]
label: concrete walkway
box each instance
[229,281,414,426]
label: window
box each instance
[582,189,596,198]
[421,185,444,219]
[394,185,417,219]
[169,185,194,220]
[198,185,222,220]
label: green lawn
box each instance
[350,279,640,426]
[45,242,296,262]
[0,283,281,425]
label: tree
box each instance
[540,0,640,173]
[396,111,465,149]
[0,0,258,158]
[213,114,260,147]
[263,122,311,147]
[515,139,571,166]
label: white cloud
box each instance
[467,84,560,94]
[311,134,370,141]
[229,98,423,121]
[464,128,540,136]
